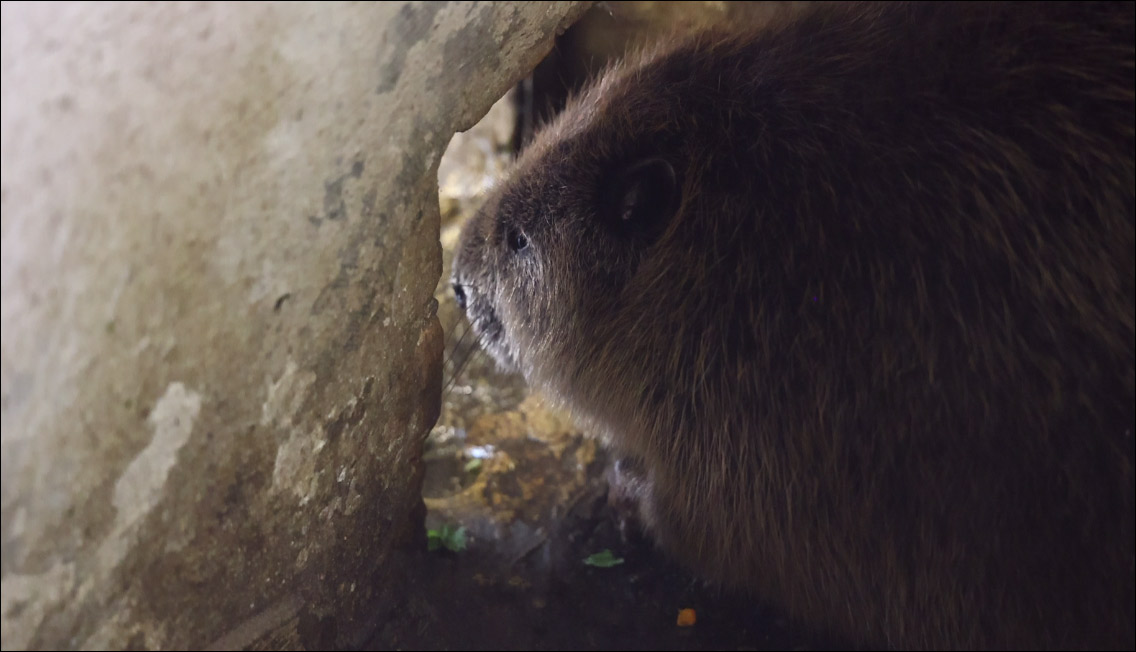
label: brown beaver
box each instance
[450,2,1135,648]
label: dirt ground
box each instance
[367,484,839,651]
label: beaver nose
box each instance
[452,282,467,311]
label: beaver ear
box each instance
[605,158,678,235]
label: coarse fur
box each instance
[452,2,1135,649]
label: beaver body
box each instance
[452,2,1135,648]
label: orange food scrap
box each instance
[676,608,697,627]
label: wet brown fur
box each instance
[452,2,1136,648]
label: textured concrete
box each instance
[0,2,588,649]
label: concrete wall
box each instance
[0,2,588,649]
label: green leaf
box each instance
[427,523,468,553]
[463,458,482,473]
[583,549,624,568]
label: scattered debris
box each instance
[583,549,624,568]
[427,524,468,553]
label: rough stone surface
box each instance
[0,2,589,649]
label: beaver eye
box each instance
[507,228,528,252]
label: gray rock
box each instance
[0,2,589,649]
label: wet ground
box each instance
[364,92,840,651]
[369,488,830,651]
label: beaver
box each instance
[450,2,1135,648]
